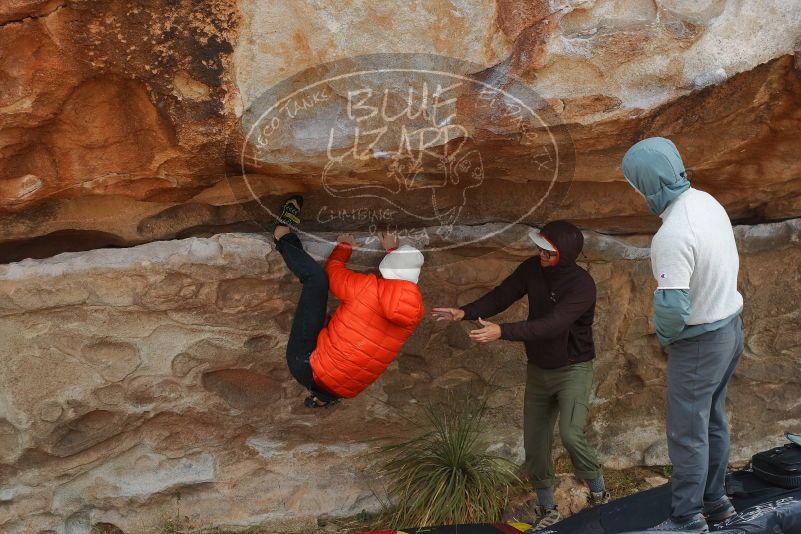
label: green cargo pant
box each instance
[523,360,602,488]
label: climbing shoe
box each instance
[647,513,709,533]
[703,495,736,522]
[304,395,339,409]
[277,195,303,227]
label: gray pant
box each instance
[666,315,744,520]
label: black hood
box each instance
[541,220,584,265]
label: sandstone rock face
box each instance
[1,0,801,261]
[1,1,800,532]
[1,222,799,533]
[0,0,242,261]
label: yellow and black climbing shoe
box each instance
[277,195,303,227]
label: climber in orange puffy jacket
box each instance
[272,195,425,408]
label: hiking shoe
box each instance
[647,513,709,533]
[589,489,611,506]
[525,506,561,531]
[277,195,303,227]
[703,495,736,522]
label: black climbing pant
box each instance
[275,232,338,403]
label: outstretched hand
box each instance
[469,318,501,343]
[337,233,359,250]
[432,307,465,322]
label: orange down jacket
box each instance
[310,242,424,398]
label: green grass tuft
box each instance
[377,399,521,528]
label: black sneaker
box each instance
[277,195,303,227]
[647,513,709,533]
[703,495,736,522]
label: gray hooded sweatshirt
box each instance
[622,137,743,345]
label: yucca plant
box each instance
[378,399,521,528]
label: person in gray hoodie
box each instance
[621,137,745,533]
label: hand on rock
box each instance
[377,231,400,252]
[337,234,358,249]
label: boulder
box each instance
[0,221,798,532]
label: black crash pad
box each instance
[362,470,801,534]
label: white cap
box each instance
[379,245,424,284]
[528,228,556,251]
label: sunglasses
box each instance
[538,247,558,258]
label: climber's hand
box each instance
[378,231,400,252]
[337,234,358,250]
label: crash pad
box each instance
[361,470,801,534]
